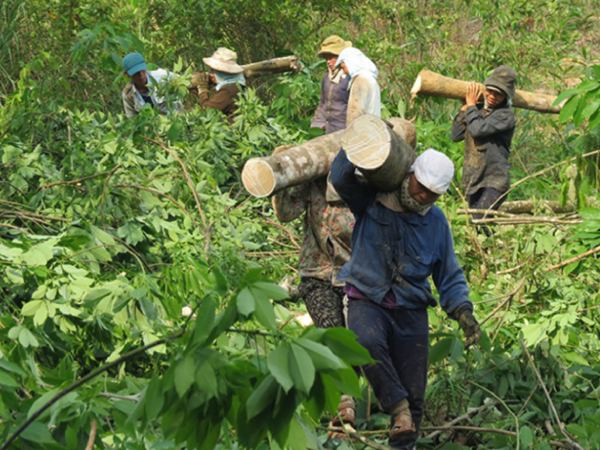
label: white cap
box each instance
[411,148,455,195]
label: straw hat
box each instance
[202,47,244,74]
[317,35,352,57]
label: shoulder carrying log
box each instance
[341,114,416,192]
[410,69,561,114]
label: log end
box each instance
[410,74,422,99]
[386,118,417,149]
[342,114,392,170]
[242,158,277,198]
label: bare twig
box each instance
[471,217,581,226]
[480,278,526,326]
[546,245,600,271]
[521,344,584,450]
[40,165,121,190]
[324,426,390,450]
[425,403,491,439]
[115,183,195,223]
[84,419,97,450]
[264,218,301,250]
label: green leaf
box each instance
[253,295,277,330]
[18,239,57,267]
[145,377,164,421]
[289,344,315,394]
[0,370,18,387]
[519,425,534,448]
[21,300,43,317]
[33,302,48,326]
[268,343,294,392]
[20,421,56,444]
[195,361,218,398]
[18,327,39,348]
[521,322,547,347]
[192,297,216,346]
[174,356,196,398]
[321,328,372,366]
[296,337,344,370]
[559,95,581,123]
[246,375,278,420]
[251,281,289,301]
[27,389,59,419]
[236,288,255,316]
[429,337,453,364]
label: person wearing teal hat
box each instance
[121,52,182,117]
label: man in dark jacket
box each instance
[311,35,352,133]
[330,148,481,450]
[451,65,517,213]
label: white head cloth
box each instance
[411,148,455,195]
[335,48,378,80]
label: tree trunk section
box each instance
[242,130,345,197]
[342,115,416,192]
[241,55,302,78]
[410,70,561,114]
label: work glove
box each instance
[457,308,481,348]
[191,71,210,93]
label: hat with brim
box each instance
[317,35,352,57]
[203,47,244,74]
[123,52,147,76]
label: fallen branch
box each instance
[521,344,584,450]
[84,419,97,450]
[546,245,600,271]
[265,218,301,250]
[324,426,390,450]
[500,200,576,215]
[471,216,581,226]
[480,278,526,326]
[425,403,491,439]
[40,165,121,190]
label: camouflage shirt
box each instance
[272,178,354,286]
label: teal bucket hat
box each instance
[123,52,147,76]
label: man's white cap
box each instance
[411,148,455,195]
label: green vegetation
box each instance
[1,0,599,449]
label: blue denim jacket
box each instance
[330,149,472,316]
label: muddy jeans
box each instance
[347,298,428,449]
[299,277,345,328]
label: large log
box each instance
[241,116,414,197]
[410,69,561,114]
[241,55,303,78]
[341,115,416,192]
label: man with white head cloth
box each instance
[330,148,481,450]
[335,47,381,124]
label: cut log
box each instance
[499,200,575,214]
[242,130,345,198]
[410,69,561,114]
[241,55,303,78]
[341,115,416,192]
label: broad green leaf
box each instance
[20,421,56,444]
[519,425,534,448]
[521,322,546,347]
[296,337,344,370]
[18,239,57,267]
[267,343,294,392]
[21,300,43,317]
[27,389,59,419]
[289,344,315,394]
[429,337,453,365]
[33,302,48,326]
[321,328,372,366]
[559,95,581,123]
[0,370,18,387]
[195,360,218,398]
[246,375,278,420]
[236,288,255,316]
[145,377,164,421]
[174,356,196,398]
[251,281,289,301]
[192,297,216,346]
[18,327,39,348]
[253,295,277,330]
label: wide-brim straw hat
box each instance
[203,47,244,74]
[317,35,352,57]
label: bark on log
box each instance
[242,116,413,197]
[241,55,303,78]
[342,115,416,192]
[410,69,561,114]
[499,200,576,214]
[242,130,345,198]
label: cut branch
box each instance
[546,245,600,271]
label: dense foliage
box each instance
[1,1,599,449]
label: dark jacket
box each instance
[198,83,241,120]
[311,73,350,133]
[330,149,471,315]
[451,104,515,195]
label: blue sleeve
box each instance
[431,214,472,317]
[465,106,515,138]
[330,149,376,216]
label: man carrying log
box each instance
[192,47,246,120]
[451,65,517,215]
[330,147,481,450]
[121,52,183,118]
[311,35,352,133]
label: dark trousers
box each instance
[347,298,428,448]
[467,187,506,216]
[299,277,344,328]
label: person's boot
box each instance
[389,399,416,439]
